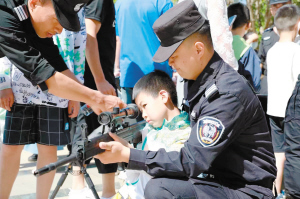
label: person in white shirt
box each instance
[266,4,300,196]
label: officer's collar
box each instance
[186,52,223,101]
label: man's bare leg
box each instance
[36,144,57,199]
[0,144,24,199]
[102,173,116,198]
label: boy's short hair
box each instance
[133,70,178,107]
[228,3,250,30]
[274,4,300,32]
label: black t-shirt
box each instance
[84,0,116,90]
[0,0,68,90]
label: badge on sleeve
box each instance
[197,116,224,147]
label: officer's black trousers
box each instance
[144,178,257,199]
[284,76,300,199]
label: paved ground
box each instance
[6,146,124,199]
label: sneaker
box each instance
[68,187,96,199]
[276,193,284,199]
[28,154,38,162]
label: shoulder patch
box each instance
[14,5,29,21]
[197,116,224,147]
[205,84,218,100]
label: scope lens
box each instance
[99,114,110,124]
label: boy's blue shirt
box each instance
[115,0,173,88]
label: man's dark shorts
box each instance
[3,103,71,146]
[269,115,285,153]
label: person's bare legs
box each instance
[101,173,116,198]
[274,152,286,195]
[71,166,86,190]
[36,144,57,199]
[70,167,116,198]
[0,144,24,199]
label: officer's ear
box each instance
[195,41,205,59]
[28,0,43,11]
[158,90,169,104]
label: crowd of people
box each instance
[0,0,300,198]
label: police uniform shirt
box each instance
[128,53,276,197]
[0,0,68,90]
[258,26,279,75]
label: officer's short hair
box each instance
[274,4,300,32]
[133,70,178,107]
[195,21,213,49]
[228,3,250,30]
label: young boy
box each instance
[266,4,300,197]
[228,3,261,92]
[111,70,191,199]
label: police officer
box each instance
[258,0,291,95]
[284,75,300,199]
[96,1,277,198]
[0,0,125,115]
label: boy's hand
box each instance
[0,88,14,111]
[94,141,130,164]
[109,132,133,148]
[68,100,80,118]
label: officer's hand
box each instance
[108,132,133,148]
[0,88,14,111]
[94,141,130,164]
[68,100,80,118]
[90,92,126,115]
[96,80,116,96]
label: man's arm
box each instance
[114,36,121,78]
[45,72,125,114]
[0,57,13,111]
[85,18,116,96]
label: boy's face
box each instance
[135,91,168,128]
[28,0,63,38]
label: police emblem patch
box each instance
[197,116,224,147]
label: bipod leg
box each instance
[82,167,100,199]
[49,163,73,199]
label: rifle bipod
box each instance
[50,161,100,199]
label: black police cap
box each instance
[51,0,90,32]
[152,0,206,63]
[269,0,290,5]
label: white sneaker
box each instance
[68,187,97,199]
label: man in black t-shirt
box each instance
[68,0,118,198]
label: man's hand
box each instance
[114,68,121,78]
[90,92,126,115]
[0,88,14,111]
[68,100,80,118]
[96,81,116,96]
[94,141,130,164]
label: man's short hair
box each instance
[195,21,213,48]
[274,4,300,32]
[228,3,250,30]
[133,70,178,107]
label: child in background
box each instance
[111,70,191,199]
[266,4,300,198]
[228,3,261,92]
